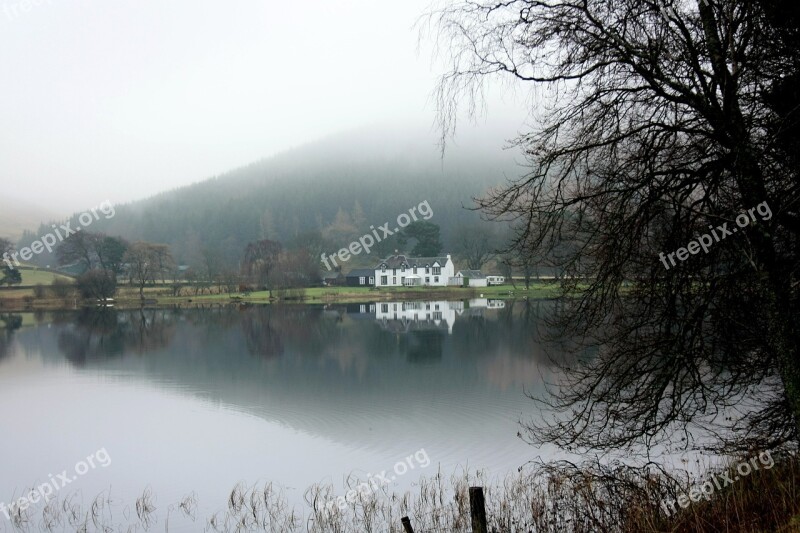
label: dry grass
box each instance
[3,455,797,532]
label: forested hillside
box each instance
[21,124,521,269]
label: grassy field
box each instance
[17,266,74,285]
[155,282,562,304]
[1,276,564,310]
[0,266,74,299]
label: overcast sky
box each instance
[0,0,527,215]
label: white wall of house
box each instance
[374,255,455,287]
[452,270,488,287]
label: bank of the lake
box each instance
[0,280,565,311]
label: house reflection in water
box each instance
[359,299,505,334]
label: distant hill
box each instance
[20,123,524,268]
[0,197,59,241]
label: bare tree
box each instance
[75,270,116,300]
[151,244,175,284]
[124,242,173,301]
[454,225,496,270]
[56,232,99,271]
[430,0,800,453]
[242,239,282,296]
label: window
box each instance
[434,276,439,283]
[413,266,417,274]
[359,277,365,285]
[425,265,430,273]
[360,304,366,313]
[401,264,406,272]
[381,275,388,285]
[381,264,386,272]
[393,303,398,310]
[401,277,405,286]
[381,304,389,313]
[433,266,441,275]
[393,277,397,285]
[369,276,374,285]
[425,277,430,283]
[426,304,431,310]
[433,311,442,320]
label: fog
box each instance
[0,0,526,216]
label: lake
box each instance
[0,299,570,531]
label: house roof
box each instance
[322,272,343,280]
[457,270,485,278]
[346,268,374,278]
[376,254,451,269]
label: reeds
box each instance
[3,454,798,532]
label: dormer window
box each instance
[381,264,386,272]
[433,265,441,275]
[413,266,417,274]
[425,264,430,273]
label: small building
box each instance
[345,268,375,287]
[322,271,344,286]
[452,270,488,287]
[486,275,505,286]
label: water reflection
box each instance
[3,300,573,473]
[0,299,586,528]
[0,313,22,362]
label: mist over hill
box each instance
[21,123,525,269]
[0,197,59,241]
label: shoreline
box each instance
[0,283,563,312]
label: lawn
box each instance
[18,267,74,285]
[157,282,562,304]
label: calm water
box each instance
[0,300,569,530]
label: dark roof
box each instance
[376,254,451,269]
[457,270,485,278]
[346,269,374,278]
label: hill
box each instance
[18,123,523,268]
[0,197,59,241]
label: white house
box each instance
[451,270,488,287]
[374,254,455,287]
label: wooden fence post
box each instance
[469,486,488,533]
[401,516,415,533]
